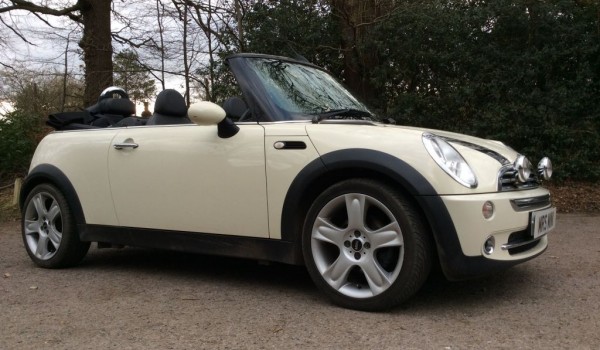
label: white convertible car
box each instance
[20,54,556,311]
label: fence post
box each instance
[12,178,22,207]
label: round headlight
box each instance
[514,155,533,183]
[422,133,478,188]
[538,157,553,180]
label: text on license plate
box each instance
[531,207,556,239]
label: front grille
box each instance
[498,165,540,191]
[510,195,551,212]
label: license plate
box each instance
[530,207,556,239]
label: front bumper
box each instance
[441,187,551,259]
[418,187,553,280]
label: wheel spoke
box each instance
[369,222,403,249]
[313,217,345,245]
[24,220,41,234]
[322,256,354,290]
[35,234,50,259]
[345,194,366,230]
[361,259,392,295]
[32,194,46,216]
[47,200,61,222]
[48,228,62,249]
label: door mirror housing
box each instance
[188,101,239,138]
[188,101,226,126]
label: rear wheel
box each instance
[22,184,90,268]
[302,179,432,311]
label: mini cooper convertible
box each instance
[20,54,556,311]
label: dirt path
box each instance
[1,214,599,349]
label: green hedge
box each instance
[0,112,43,179]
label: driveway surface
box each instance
[1,214,599,349]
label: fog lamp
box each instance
[538,157,553,180]
[482,201,495,219]
[484,237,495,255]
[515,155,533,183]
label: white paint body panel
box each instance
[108,125,269,237]
[305,123,515,195]
[29,130,120,226]
[263,124,320,239]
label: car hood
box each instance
[387,124,518,165]
[303,121,520,194]
[308,120,518,164]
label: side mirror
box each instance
[187,101,239,138]
[188,101,226,125]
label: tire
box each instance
[302,179,432,311]
[21,184,90,268]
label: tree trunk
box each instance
[156,0,166,90]
[235,0,245,51]
[79,0,113,106]
[182,3,190,106]
[330,0,392,106]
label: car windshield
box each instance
[245,57,374,121]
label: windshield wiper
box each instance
[312,109,374,123]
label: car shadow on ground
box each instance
[78,245,536,312]
[80,245,317,294]
[401,266,536,312]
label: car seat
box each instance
[147,89,191,125]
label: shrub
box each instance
[0,111,46,180]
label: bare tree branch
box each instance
[0,16,35,45]
[0,0,82,22]
[0,61,15,70]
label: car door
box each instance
[107,124,269,238]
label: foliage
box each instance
[365,0,600,181]
[2,70,84,117]
[0,111,45,179]
[113,49,157,103]
[0,68,79,179]
[243,0,341,72]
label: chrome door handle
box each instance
[113,142,139,150]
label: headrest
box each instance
[222,96,248,119]
[98,98,135,116]
[154,89,187,117]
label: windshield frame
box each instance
[226,53,375,122]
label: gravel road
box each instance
[1,214,599,349]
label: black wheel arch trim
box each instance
[281,148,442,243]
[20,164,87,230]
[280,148,531,280]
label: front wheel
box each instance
[22,184,90,268]
[302,179,432,311]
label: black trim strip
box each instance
[440,136,511,166]
[274,141,307,150]
[20,164,87,228]
[82,225,303,265]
